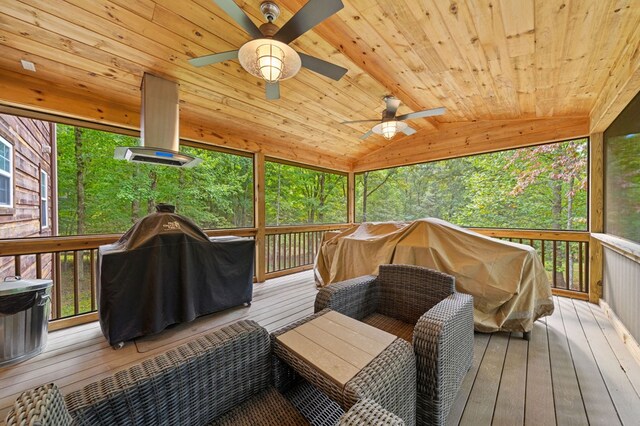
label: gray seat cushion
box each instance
[362,313,414,343]
[210,388,308,426]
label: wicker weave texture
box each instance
[314,264,474,426]
[414,292,474,426]
[210,388,309,425]
[339,398,405,426]
[273,311,417,425]
[344,339,416,426]
[377,264,456,325]
[65,320,271,425]
[6,383,72,426]
[314,275,379,320]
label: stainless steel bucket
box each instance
[0,278,53,367]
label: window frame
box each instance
[40,168,48,229]
[0,135,13,208]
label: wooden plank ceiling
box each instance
[0,0,638,171]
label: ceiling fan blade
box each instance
[299,53,348,81]
[384,97,401,118]
[396,107,446,121]
[401,126,417,136]
[341,119,379,124]
[212,0,263,39]
[266,81,280,100]
[273,0,344,44]
[188,50,239,67]
[359,130,373,140]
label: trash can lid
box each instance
[0,278,53,297]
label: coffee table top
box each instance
[276,310,397,387]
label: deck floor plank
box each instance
[573,298,640,425]
[446,332,490,426]
[546,296,589,425]
[524,318,556,426]
[493,335,528,426]
[557,297,621,425]
[459,333,509,425]
[2,272,640,426]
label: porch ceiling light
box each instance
[372,120,408,140]
[238,38,301,83]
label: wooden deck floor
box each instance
[1,271,639,425]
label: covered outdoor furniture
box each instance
[98,205,255,345]
[315,218,554,334]
[5,320,405,425]
[315,264,474,426]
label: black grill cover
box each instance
[98,210,255,345]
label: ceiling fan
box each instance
[189,0,348,100]
[342,96,446,140]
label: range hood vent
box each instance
[114,73,201,168]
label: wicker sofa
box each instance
[6,320,404,425]
[315,264,475,426]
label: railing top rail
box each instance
[0,228,258,256]
[471,228,590,242]
[266,223,352,234]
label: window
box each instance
[604,91,640,244]
[0,136,13,207]
[356,138,588,231]
[265,161,347,226]
[41,169,48,228]
[56,124,254,235]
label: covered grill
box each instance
[98,205,255,345]
[0,277,53,366]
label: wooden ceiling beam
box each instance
[0,69,352,171]
[353,116,590,172]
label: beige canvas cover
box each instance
[315,218,554,333]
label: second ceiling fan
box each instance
[189,0,348,100]
[342,97,446,140]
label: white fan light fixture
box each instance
[238,38,301,83]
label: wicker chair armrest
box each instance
[6,383,72,426]
[413,292,474,426]
[314,275,379,320]
[64,320,272,425]
[339,398,405,425]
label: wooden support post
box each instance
[347,172,355,224]
[254,152,266,283]
[589,133,604,304]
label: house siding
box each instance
[0,113,54,280]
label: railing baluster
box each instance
[565,241,570,290]
[36,253,42,279]
[578,241,584,293]
[90,249,96,311]
[54,252,62,319]
[73,251,80,316]
[14,255,21,276]
[552,240,557,288]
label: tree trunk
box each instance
[276,165,281,226]
[362,172,368,222]
[74,128,86,235]
[318,174,325,222]
[147,170,157,213]
[131,165,140,223]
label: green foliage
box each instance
[265,162,347,226]
[605,133,640,242]
[356,139,588,230]
[56,124,253,235]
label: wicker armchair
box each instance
[315,264,474,426]
[6,320,404,426]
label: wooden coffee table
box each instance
[275,310,397,388]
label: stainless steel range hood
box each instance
[114,73,201,167]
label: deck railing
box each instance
[0,225,589,327]
[265,224,350,278]
[472,229,590,297]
